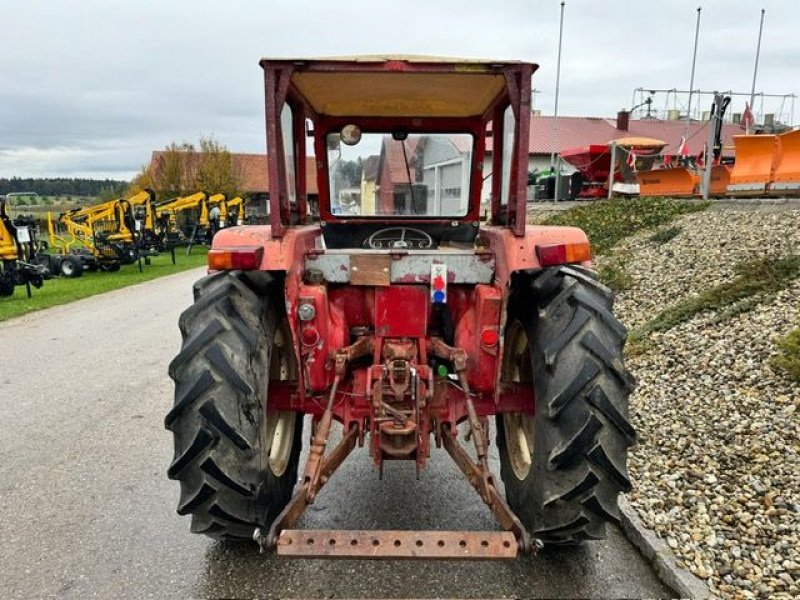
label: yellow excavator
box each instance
[216,194,245,227]
[154,192,245,247]
[37,190,161,276]
[155,192,207,242]
[44,196,138,273]
[0,196,46,296]
[126,189,167,252]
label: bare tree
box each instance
[131,138,242,201]
[196,137,243,199]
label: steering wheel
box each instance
[367,227,434,249]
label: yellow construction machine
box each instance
[126,189,167,252]
[154,192,210,246]
[214,194,245,227]
[44,196,137,273]
[154,192,246,247]
[37,190,163,275]
[0,196,46,296]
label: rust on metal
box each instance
[276,529,518,560]
[350,254,391,286]
[262,425,358,550]
[304,250,495,284]
[441,425,533,553]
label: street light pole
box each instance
[551,1,566,201]
[750,8,766,110]
[686,7,702,123]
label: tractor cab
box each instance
[258,56,536,241]
[212,56,587,287]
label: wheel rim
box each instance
[502,320,536,480]
[62,261,74,276]
[266,411,296,477]
[263,323,296,477]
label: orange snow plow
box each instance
[727,134,777,195]
[771,129,800,194]
[709,164,732,197]
[637,167,698,197]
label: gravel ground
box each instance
[611,207,800,599]
[602,208,800,329]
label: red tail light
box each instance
[300,326,320,347]
[208,246,264,271]
[480,328,499,347]
[536,242,591,267]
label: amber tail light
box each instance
[536,242,591,267]
[208,246,264,271]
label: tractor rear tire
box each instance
[165,270,302,540]
[497,265,636,545]
[60,256,83,278]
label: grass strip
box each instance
[648,225,682,245]
[0,247,207,322]
[772,327,800,382]
[635,255,800,339]
[597,257,634,292]
[542,197,708,255]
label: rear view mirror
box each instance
[340,124,362,146]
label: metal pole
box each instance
[701,93,722,200]
[686,7,702,123]
[607,143,617,200]
[550,0,566,200]
[750,8,766,109]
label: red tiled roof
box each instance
[449,134,473,154]
[487,115,742,157]
[380,137,420,185]
[149,151,318,194]
[230,154,319,194]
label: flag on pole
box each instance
[626,148,637,170]
[663,154,673,168]
[677,136,689,157]
[741,102,755,133]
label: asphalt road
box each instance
[0,269,670,599]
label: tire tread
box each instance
[166,271,301,540]
[499,266,635,544]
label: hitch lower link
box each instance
[253,339,542,559]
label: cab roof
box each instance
[260,55,538,119]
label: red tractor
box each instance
[166,56,635,559]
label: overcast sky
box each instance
[1,0,796,180]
